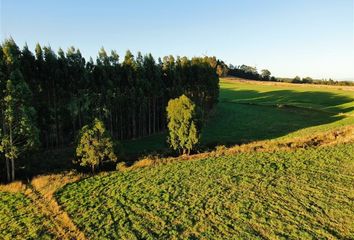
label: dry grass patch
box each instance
[27,171,87,240]
[30,171,84,199]
[0,180,26,193]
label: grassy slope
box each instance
[218,79,354,138]
[123,78,354,155]
[1,78,353,239]
[57,142,354,239]
[0,192,54,239]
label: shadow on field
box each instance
[120,88,354,159]
[1,88,352,181]
[202,88,353,148]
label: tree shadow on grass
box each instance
[122,88,354,157]
[1,88,353,181]
[0,146,76,182]
[201,88,354,148]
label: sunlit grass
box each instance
[123,79,354,155]
[0,192,54,239]
[57,142,354,239]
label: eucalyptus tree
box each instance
[166,95,199,155]
[75,118,117,173]
[0,39,39,181]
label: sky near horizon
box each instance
[1,0,353,80]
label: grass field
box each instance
[123,78,354,156]
[0,191,54,239]
[1,78,353,239]
[56,142,354,239]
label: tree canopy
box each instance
[75,118,117,173]
[0,38,220,181]
[166,95,199,155]
[0,39,39,182]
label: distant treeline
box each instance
[223,63,354,86]
[277,76,354,86]
[0,38,220,150]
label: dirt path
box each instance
[25,172,87,240]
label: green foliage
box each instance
[260,69,271,80]
[2,38,21,67]
[166,95,199,155]
[1,38,220,180]
[57,143,354,239]
[0,38,219,154]
[75,118,117,172]
[0,192,54,239]
[0,41,39,182]
[123,79,354,156]
[292,75,302,83]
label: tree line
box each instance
[279,76,354,86]
[227,64,353,86]
[228,64,275,81]
[0,38,220,181]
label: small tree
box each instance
[75,118,117,173]
[166,95,199,155]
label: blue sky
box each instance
[1,0,353,80]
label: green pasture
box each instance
[123,80,354,155]
[0,192,54,239]
[57,142,354,239]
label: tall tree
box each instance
[0,39,39,181]
[0,70,39,181]
[1,38,220,172]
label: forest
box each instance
[0,38,220,181]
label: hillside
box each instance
[123,77,354,155]
[0,78,353,239]
[56,142,354,239]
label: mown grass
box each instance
[57,142,354,239]
[123,78,354,155]
[0,191,54,239]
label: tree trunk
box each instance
[110,107,114,136]
[47,81,52,148]
[153,97,156,133]
[120,110,123,140]
[54,87,59,148]
[115,107,118,139]
[11,158,15,182]
[157,97,160,132]
[78,104,82,129]
[5,158,10,182]
[132,107,136,139]
[72,118,76,138]
[9,122,14,181]
[148,98,151,135]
